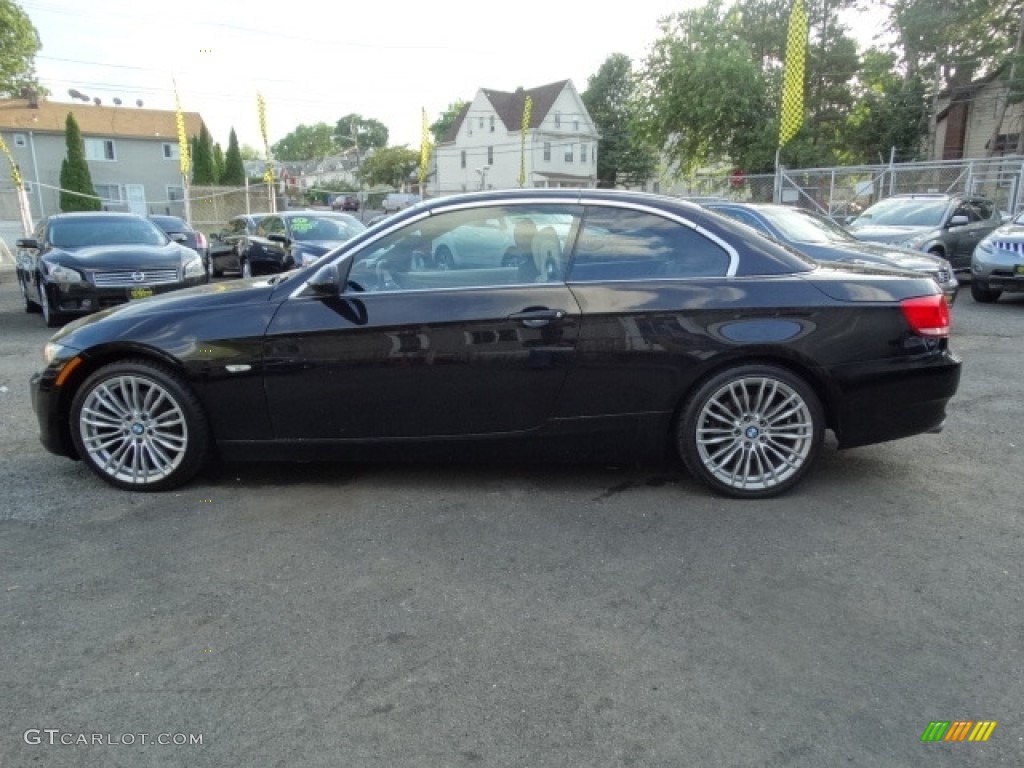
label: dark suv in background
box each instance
[847,193,1002,271]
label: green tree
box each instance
[844,48,928,163]
[239,143,261,161]
[272,122,337,161]
[582,53,656,188]
[212,142,224,184]
[357,146,419,189]
[0,0,42,98]
[191,124,216,184]
[335,114,389,152]
[221,128,246,185]
[637,0,773,175]
[59,112,100,212]
[429,101,466,143]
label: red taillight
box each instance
[195,231,207,248]
[900,295,950,337]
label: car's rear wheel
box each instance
[677,364,823,498]
[70,360,210,491]
[970,280,1002,303]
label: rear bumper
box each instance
[830,350,962,449]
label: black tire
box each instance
[970,280,1002,303]
[20,274,41,313]
[677,364,824,498]
[70,359,210,491]
[38,282,66,328]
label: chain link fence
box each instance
[681,156,1024,222]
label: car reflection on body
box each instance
[703,201,959,303]
[15,212,208,328]
[31,190,961,499]
[235,211,366,277]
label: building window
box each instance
[489,116,495,132]
[488,146,493,165]
[162,143,179,160]
[461,150,466,169]
[574,119,579,131]
[992,133,1020,155]
[94,183,122,204]
[167,185,184,202]
[14,133,27,147]
[581,144,587,163]
[544,142,551,162]
[554,112,561,128]
[565,144,574,162]
[479,117,484,129]
[85,138,116,161]
[23,181,33,193]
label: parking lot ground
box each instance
[1,271,1022,767]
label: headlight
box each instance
[43,341,74,364]
[974,238,994,255]
[47,264,86,284]
[900,234,931,249]
[183,257,205,278]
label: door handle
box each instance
[508,308,567,328]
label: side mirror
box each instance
[307,263,341,296]
[16,238,39,249]
[170,233,188,243]
[948,214,970,227]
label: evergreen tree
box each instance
[58,112,100,211]
[212,142,225,184]
[221,128,246,186]
[191,124,215,184]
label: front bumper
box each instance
[30,366,75,458]
[45,277,206,317]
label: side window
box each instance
[568,207,730,282]
[974,199,995,220]
[953,203,979,223]
[345,205,582,292]
[259,217,285,237]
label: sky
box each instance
[19,0,881,153]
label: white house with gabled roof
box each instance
[433,80,599,195]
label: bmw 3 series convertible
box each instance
[30,190,962,498]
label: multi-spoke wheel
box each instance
[70,360,209,491]
[678,365,823,498]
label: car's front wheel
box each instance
[970,280,1002,303]
[20,273,40,313]
[677,364,824,498]
[70,360,210,491]
[38,281,65,328]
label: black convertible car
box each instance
[30,190,961,498]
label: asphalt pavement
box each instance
[1,270,1022,767]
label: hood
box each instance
[983,221,1024,242]
[846,223,936,244]
[46,242,195,269]
[49,276,280,340]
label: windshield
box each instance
[760,207,855,244]
[288,215,367,242]
[49,217,168,248]
[854,198,947,227]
